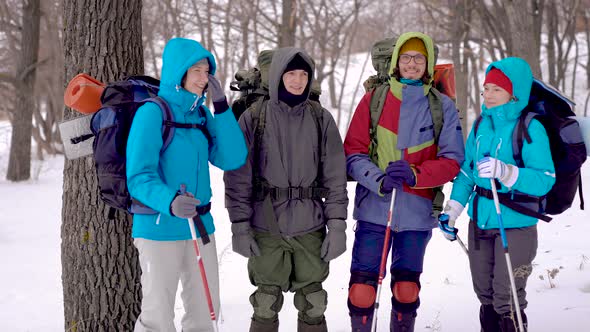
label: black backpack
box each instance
[473,78,586,221]
[89,76,212,218]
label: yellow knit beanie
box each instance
[399,38,427,57]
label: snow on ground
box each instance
[1,124,589,331]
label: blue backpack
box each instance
[90,76,211,218]
[473,78,587,221]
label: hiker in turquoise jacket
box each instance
[126,37,247,332]
[438,57,555,332]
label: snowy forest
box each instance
[1,0,590,331]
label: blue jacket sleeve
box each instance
[346,153,386,195]
[126,103,178,215]
[205,104,248,171]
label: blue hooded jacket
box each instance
[126,38,247,240]
[450,57,555,229]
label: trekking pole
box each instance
[489,179,525,332]
[180,185,219,332]
[456,234,469,255]
[371,189,397,332]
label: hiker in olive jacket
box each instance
[224,47,348,332]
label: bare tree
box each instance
[61,0,143,330]
[6,0,41,181]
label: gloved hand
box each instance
[386,160,416,186]
[206,74,226,103]
[380,175,401,194]
[321,219,347,262]
[231,221,261,258]
[476,156,519,187]
[170,194,201,218]
[437,200,464,241]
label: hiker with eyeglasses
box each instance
[344,31,465,331]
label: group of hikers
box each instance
[125,31,557,332]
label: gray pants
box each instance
[134,236,220,332]
[468,222,537,315]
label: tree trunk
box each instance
[279,0,297,47]
[61,1,143,331]
[6,0,40,181]
[505,0,542,78]
[449,0,470,138]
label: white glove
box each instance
[438,200,464,241]
[442,200,464,227]
[476,156,519,187]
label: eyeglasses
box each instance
[399,54,426,65]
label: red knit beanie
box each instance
[484,68,513,95]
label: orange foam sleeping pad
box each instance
[64,73,105,114]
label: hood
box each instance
[268,47,315,104]
[160,38,216,89]
[388,32,436,99]
[481,57,533,121]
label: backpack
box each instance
[230,50,328,229]
[86,75,212,218]
[473,78,587,221]
[363,37,457,218]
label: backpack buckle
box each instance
[288,187,301,200]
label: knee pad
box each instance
[249,284,284,322]
[391,269,421,313]
[294,283,327,325]
[393,281,419,303]
[348,271,378,316]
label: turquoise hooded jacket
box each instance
[126,38,247,240]
[450,57,555,229]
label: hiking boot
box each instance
[351,314,372,332]
[249,318,279,332]
[390,311,416,332]
[499,311,527,332]
[297,318,327,332]
[480,304,500,332]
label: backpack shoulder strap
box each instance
[144,96,175,150]
[368,84,390,164]
[427,88,444,144]
[252,97,269,180]
[309,100,325,183]
[473,115,483,137]
[513,112,536,168]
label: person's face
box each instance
[483,83,512,108]
[398,51,427,80]
[183,61,209,96]
[282,69,309,95]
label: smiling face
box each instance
[282,69,309,95]
[183,61,210,96]
[483,83,512,108]
[398,51,427,80]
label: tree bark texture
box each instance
[61,1,143,331]
[6,0,40,181]
[279,0,297,47]
[505,0,542,77]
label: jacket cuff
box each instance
[213,98,230,114]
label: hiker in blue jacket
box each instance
[126,37,247,332]
[438,57,555,332]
